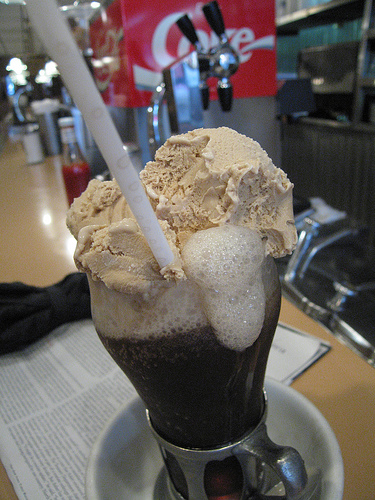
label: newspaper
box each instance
[268,323,331,385]
[0,319,330,500]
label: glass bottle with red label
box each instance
[58,116,91,206]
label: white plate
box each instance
[85,378,344,499]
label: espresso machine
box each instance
[147,1,240,158]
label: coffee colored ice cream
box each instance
[140,127,296,257]
[67,126,296,287]
[67,127,297,448]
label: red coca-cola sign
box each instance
[90,0,276,108]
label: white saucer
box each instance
[85,378,344,499]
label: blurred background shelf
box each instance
[277,0,375,124]
[277,0,365,35]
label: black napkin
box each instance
[0,273,91,355]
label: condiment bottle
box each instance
[58,116,91,205]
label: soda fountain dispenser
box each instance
[148,1,240,156]
[90,0,278,168]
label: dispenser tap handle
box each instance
[202,0,226,39]
[176,13,211,110]
[200,83,210,110]
[176,14,200,48]
[217,79,232,111]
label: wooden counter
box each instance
[1,140,374,500]
[0,140,76,287]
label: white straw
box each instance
[25,0,174,269]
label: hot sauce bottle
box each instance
[58,116,91,206]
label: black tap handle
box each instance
[176,14,200,46]
[202,1,226,38]
[198,53,210,74]
[201,84,210,110]
[217,81,232,111]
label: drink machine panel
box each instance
[90,0,277,165]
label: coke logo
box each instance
[152,12,274,70]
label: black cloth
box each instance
[0,273,91,355]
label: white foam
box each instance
[90,225,267,350]
[181,225,266,350]
[89,277,209,340]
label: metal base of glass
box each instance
[147,390,319,500]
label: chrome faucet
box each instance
[175,14,211,110]
[148,1,240,157]
[284,216,359,284]
[176,0,240,112]
[327,279,375,312]
[282,212,375,365]
[202,0,240,111]
[284,217,320,283]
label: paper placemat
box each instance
[267,323,331,385]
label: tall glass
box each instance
[86,251,304,499]
[89,255,279,449]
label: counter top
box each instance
[1,140,374,500]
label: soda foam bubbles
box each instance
[182,224,266,351]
